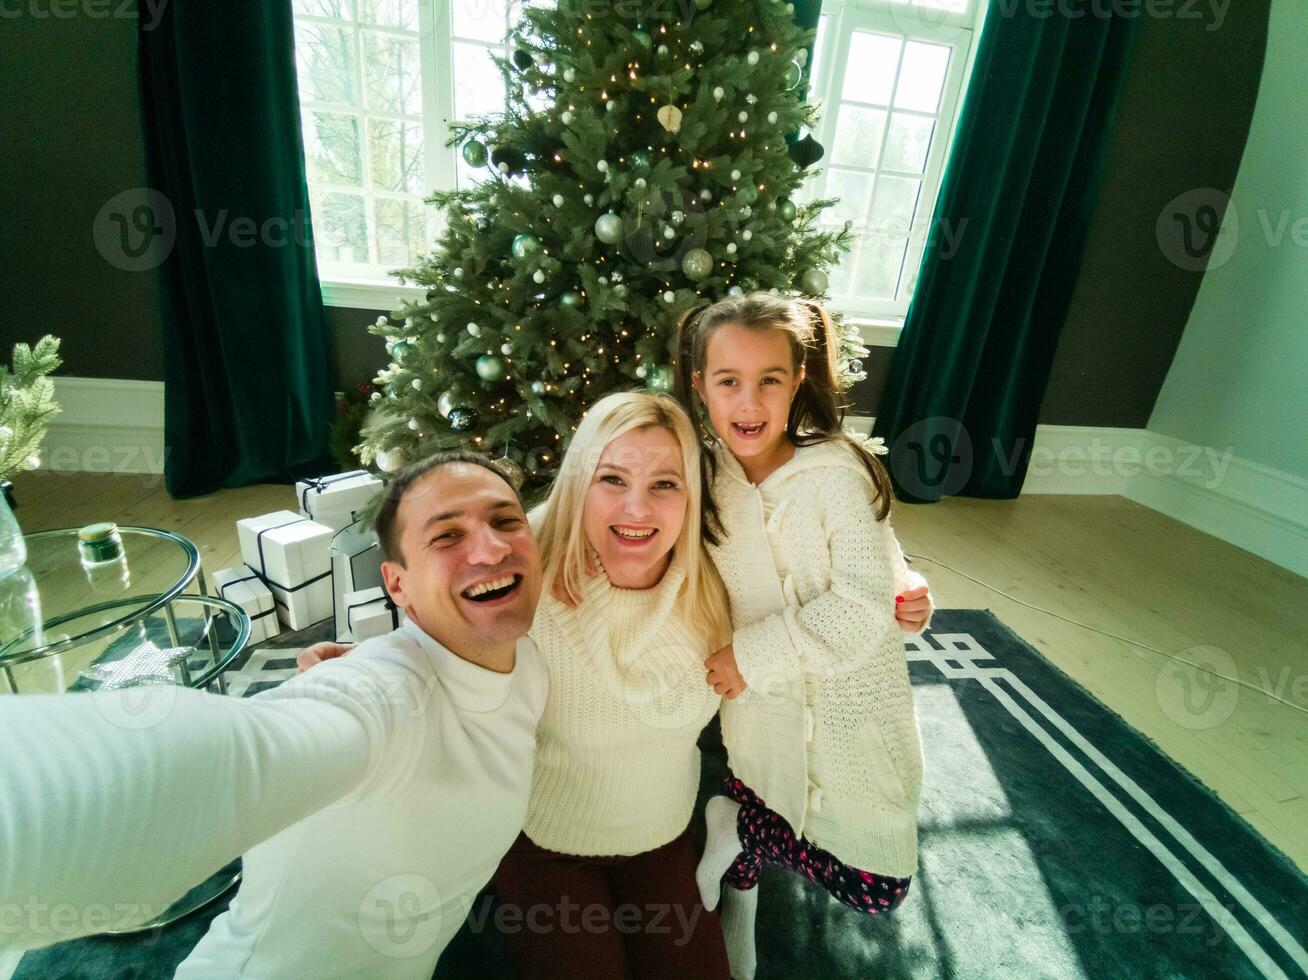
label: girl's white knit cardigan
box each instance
[708,438,925,877]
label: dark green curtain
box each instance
[140,2,335,498]
[872,3,1137,502]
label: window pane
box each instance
[895,40,950,113]
[831,105,887,168]
[827,243,857,297]
[364,29,423,115]
[360,0,418,30]
[824,169,875,231]
[455,0,510,43]
[882,112,935,174]
[368,118,425,193]
[453,41,507,119]
[315,191,369,264]
[869,176,922,236]
[809,14,828,93]
[296,23,357,106]
[375,198,428,266]
[303,111,363,186]
[854,235,909,299]
[293,0,353,19]
[842,32,900,105]
[456,156,490,191]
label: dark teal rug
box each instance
[14,610,1308,979]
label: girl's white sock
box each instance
[696,795,743,910]
[719,883,759,980]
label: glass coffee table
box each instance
[0,525,253,932]
[0,526,248,694]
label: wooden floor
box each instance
[6,469,1307,873]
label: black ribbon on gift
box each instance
[330,517,383,628]
[249,516,331,610]
[299,469,370,515]
[215,572,276,621]
[346,591,400,634]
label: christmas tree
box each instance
[0,336,61,485]
[358,0,866,493]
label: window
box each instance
[292,0,531,300]
[801,0,986,324]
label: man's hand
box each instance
[705,644,748,700]
[895,570,933,634]
[297,641,354,674]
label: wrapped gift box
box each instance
[343,586,403,643]
[295,470,384,532]
[236,510,333,630]
[331,519,386,642]
[212,566,281,645]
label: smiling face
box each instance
[581,425,688,590]
[694,322,805,481]
[382,463,541,661]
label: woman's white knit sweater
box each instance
[523,556,721,857]
[708,438,925,878]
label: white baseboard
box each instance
[41,377,166,475]
[847,418,1308,581]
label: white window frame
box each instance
[303,0,519,310]
[802,0,989,346]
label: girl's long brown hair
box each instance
[671,292,894,542]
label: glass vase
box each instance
[0,489,25,580]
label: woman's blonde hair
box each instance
[534,390,732,650]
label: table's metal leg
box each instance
[196,566,209,597]
[2,665,16,694]
[204,603,224,692]
[163,601,181,647]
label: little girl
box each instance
[672,292,928,979]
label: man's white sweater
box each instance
[523,556,721,856]
[0,620,548,978]
[708,439,925,878]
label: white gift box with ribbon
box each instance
[236,510,334,631]
[331,519,385,643]
[295,470,384,532]
[342,586,404,643]
[211,566,281,645]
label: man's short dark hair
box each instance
[374,450,522,565]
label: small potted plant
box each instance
[0,336,61,579]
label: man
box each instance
[0,452,546,978]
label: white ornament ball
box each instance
[583,193,594,206]
[564,67,576,83]
[467,322,481,336]
[376,447,409,473]
[436,333,446,342]
[369,392,381,403]
[561,110,573,124]
[534,269,546,283]
[713,86,724,101]
[663,290,676,303]
[552,193,564,207]
[658,44,669,55]
[635,365,648,379]
[742,230,752,241]
[606,101,617,113]
[731,169,742,181]
[747,50,759,65]
[598,275,609,285]
[663,226,675,240]
[727,285,744,296]
[24,454,40,470]
[531,380,546,395]
[699,189,712,202]
[501,343,513,355]
[408,418,420,430]
[726,242,737,254]
[768,111,778,124]
[596,159,608,172]
[453,267,464,278]
[797,48,808,65]
[411,379,422,390]
[498,163,509,174]
[635,177,646,189]
[375,316,388,326]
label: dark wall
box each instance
[1035,0,1271,426]
[0,2,1269,422]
